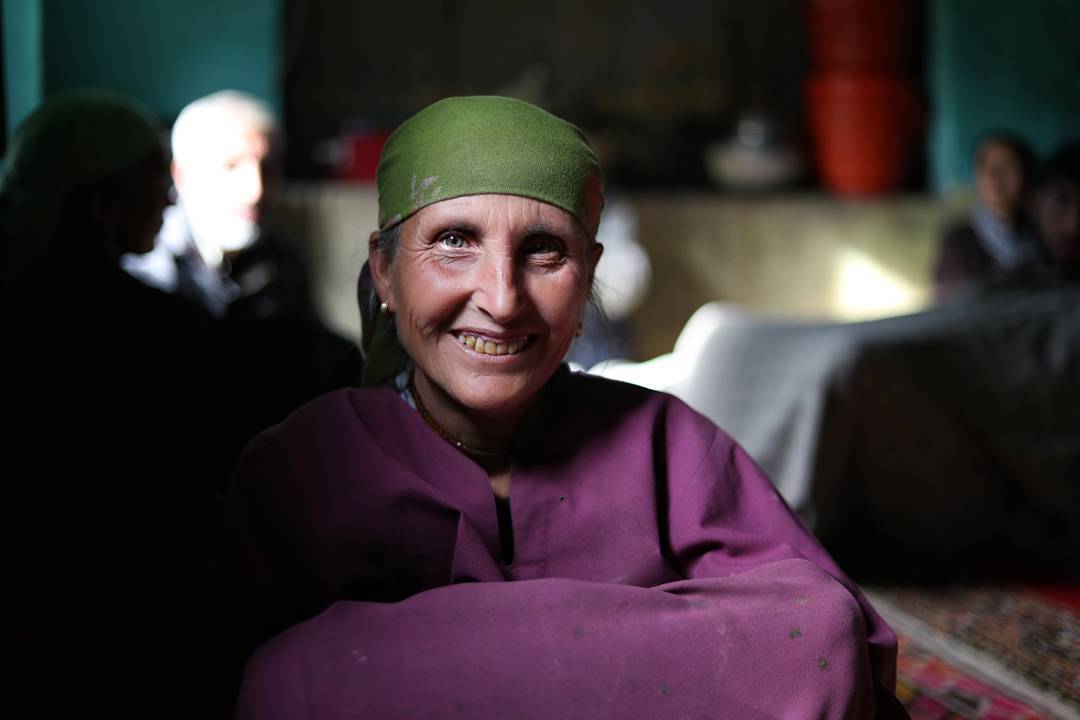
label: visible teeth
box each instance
[458,334,527,356]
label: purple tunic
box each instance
[160,370,905,718]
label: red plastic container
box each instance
[808,0,910,72]
[337,130,392,181]
[806,72,919,196]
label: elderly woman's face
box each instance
[372,194,601,417]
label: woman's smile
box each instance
[455,332,533,357]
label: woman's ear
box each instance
[589,242,604,283]
[368,230,395,310]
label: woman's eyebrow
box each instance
[428,220,481,236]
[521,222,564,238]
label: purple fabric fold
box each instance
[237,561,872,719]
[159,370,905,718]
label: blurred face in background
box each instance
[172,122,280,266]
[976,139,1023,221]
[974,141,1027,223]
[1031,178,1080,268]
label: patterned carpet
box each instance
[866,585,1079,719]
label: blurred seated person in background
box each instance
[2,90,220,718]
[154,96,905,719]
[1028,142,1080,276]
[934,131,1038,300]
[971,141,1080,295]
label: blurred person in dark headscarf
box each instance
[1029,141,1080,276]
[3,90,171,291]
[2,90,221,718]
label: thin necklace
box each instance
[409,376,510,462]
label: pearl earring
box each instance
[379,301,391,316]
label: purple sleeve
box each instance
[236,562,884,719]
[667,425,907,718]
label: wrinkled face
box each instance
[1031,178,1080,268]
[371,194,601,419]
[173,126,278,258]
[975,142,1026,221]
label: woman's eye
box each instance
[527,238,561,255]
[439,233,467,249]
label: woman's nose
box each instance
[474,253,524,322]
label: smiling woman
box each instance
[371,194,600,458]
[154,97,909,719]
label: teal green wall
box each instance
[4,0,280,141]
[931,0,1080,195]
[43,0,281,121]
[3,0,45,138]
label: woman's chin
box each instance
[449,385,532,419]
[425,371,540,421]
[417,353,564,423]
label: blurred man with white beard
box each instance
[124,90,311,322]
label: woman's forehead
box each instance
[409,194,584,234]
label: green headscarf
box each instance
[1,89,163,290]
[360,96,606,386]
[376,95,604,236]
